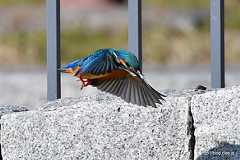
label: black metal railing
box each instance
[46,0,225,101]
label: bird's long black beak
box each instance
[58,68,65,72]
[58,67,73,74]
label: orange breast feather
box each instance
[81,70,128,80]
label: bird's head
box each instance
[112,49,143,78]
[59,59,82,75]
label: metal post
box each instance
[211,0,225,88]
[47,0,61,101]
[128,0,142,71]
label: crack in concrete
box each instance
[187,97,196,160]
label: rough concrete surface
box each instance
[1,86,240,160]
[0,105,28,142]
[0,105,28,117]
[192,86,240,160]
[0,105,29,160]
[1,93,191,160]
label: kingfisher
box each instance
[61,48,166,107]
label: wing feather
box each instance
[141,84,151,107]
[116,79,126,97]
[123,79,130,103]
[106,80,116,91]
[91,74,165,107]
[114,78,124,96]
[98,80,110,91]
[85,50,166,107]
[107,79,119,93]
[142,83,157,107]
[133,81,141,106]
[121,79,129,101]
[139,86,147,107]
[145,85,162,105]
[80,49,119,75]
[136,83,145,106]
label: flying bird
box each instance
[61,48,166,107]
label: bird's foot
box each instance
[79,78,91,90]
[84,80,91,86]
[80,83,84,90]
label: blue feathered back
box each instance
[62,48,140,74]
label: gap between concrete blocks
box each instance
[187,97,196,160]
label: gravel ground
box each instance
[1,65,240,110]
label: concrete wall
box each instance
[1,86,240,160]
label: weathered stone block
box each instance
[0,105,29,160]
[192,86,240,160]
[1,93,191,160]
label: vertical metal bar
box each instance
[211,0,225,88]
[128,0,142,71]
[47,0,61,101]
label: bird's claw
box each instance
[79,78,91,90]
[80,83,84,90]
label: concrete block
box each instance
[192,86,240,160]
[1,93,191,160]
[0,105,29,160]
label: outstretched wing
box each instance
[61,57,86,70]
[80,49,120,75]
[91,73,166,107]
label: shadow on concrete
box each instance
[196,142,240,160]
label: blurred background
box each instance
[0,0,240,109]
